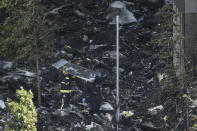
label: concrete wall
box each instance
[185,0,197,13]
[174,0,197,77]
[175,0,197,13]
[184,13,197,75]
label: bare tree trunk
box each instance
[186,100,189,131]
[36,56,41,107]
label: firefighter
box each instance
[83,73,103,114]
[60,66,75,109]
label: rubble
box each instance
[128,71,133,76]
[112,67,124,73]
[70,110,85,120]
[100,102,114,111]
[47,4,72,15]
[82,35,88,42]
[0,100,5,109]
[88,44,107,51]
[148,105,163,115]
[0,0,178,130]
[141,122,160,131]
[147,77,154,84]
[105,113,113,122]
[157,73,167,83]
[123,1,135,6]
[73,9,89,19]
[52,59,68,69]
[191,100,197,108]
[64,64,99,82]
[0,61,13,70]
[120,111,134,118]
[103,51,126,60]
[59,109,70,117]
[147,0,164,5]
[0,72,22,82]
[15,68,36,77]
[85,122,104,131]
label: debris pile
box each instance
[0,0,182,130]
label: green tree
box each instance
[0,0,54,107]
[6,86,37,131]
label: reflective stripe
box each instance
[60,90,72,93]
[60,98,64,109]
[61,81,69,85]
[65,77,70,79]
[61,81,66,84]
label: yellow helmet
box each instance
[62,66,68,75]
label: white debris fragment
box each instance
[60,50,66,54]
[105,1,137,25]
[0,61,13,69]
[112,67,124,73]
[104,51,126,59]
[105,113,113,121]
[61,129,66,131]
[0,99,6,109]
[89,44,107,51]
[157,73,167,83]
[60,110,69,116]
[0,119,5,122]
[54,108,70,117]
[85,122,102,131]
[148,105,163,115]
[74,123,81,128]
[48,4,67,15]
[129,71,133,76]
[65,67,81,75]
[147,78,154,84]
[41,110,48,115]
[89,40,93,44]
[191,100,197,108]
[123,1,135,6]
[100,102,114,111]
[0,72,22,82]
[82,35,88,42]
[16,68,36,77]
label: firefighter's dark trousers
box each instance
[90,94,102,114]
[60,91,71,109]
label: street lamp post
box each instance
[116,15,120,131]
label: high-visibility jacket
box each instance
[60,74,75,93]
